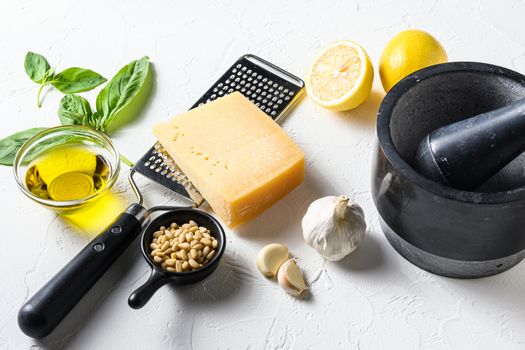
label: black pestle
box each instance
[414,97,525,191]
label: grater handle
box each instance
[18,204,148,338]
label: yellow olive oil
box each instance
[25,145,111,201]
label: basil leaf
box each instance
[87,111,103,131]
[0,127,47,165]
[24,52,51,84]
[58,95,92,126]
[51,67,107,94]
[96,56,150,131]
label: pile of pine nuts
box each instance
[149,220,219,273]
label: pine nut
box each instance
[180,249,188,261]
[212,240,218,249]
[203,246,210,257]
[161,241,170,251]
[175,260,182,272]
[153,231,163,238]
[194,232,202,240]
[164,248,173,256]
[190,249,198,259]
[167,267,176,273]
[202,232,211,239]
[188,259,200,268]
[171,253,177,259]
[166,259,176,267]
[150,243,159,250]
[199,226,207,233]
[189,220,198,227]
[182,261,189,270]
[178,234,186,243]
[206,250,216,260]
[153,256,163,263]
[185,233,193,242]
[201,238,212,246]
[178,242,190,251]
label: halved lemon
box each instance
[306,41,374,111]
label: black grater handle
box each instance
[18,204,148,338]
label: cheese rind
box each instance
[153,92,305,227]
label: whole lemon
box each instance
[379,29,447,92]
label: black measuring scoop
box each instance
[128,208,226,309]
[414,97,525,190]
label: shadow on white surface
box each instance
[336,89,384,130]
[440,262,525,311]
[170,251,247,304]
[336,232,386,272]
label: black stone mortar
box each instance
[372,62,525,278]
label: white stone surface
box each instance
[1,0,525,349]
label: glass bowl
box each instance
[13,126,120,212]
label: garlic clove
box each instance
[277,259,308,297]
[256,243,289,278]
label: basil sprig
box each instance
[59,56,150,134]
[0,56,151,166]
[24,52,106,108]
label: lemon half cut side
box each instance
[306,41,374,112]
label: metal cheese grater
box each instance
[18,54,305,338]
[132,54,305,206]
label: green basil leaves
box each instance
[24,52,51,84]
[0,127,48,165]
[24,52,107,107]
[58,94,92,126]
[96,56,150,132]
[58,56,150,133]
[52,68,107,94]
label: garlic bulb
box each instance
[302,195,366,261]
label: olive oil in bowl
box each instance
[25,145,111,201]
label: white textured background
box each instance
[1,1,525,349]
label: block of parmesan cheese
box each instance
[153,92,305,228]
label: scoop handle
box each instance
[128,269,169,309]
[17,203,147,338]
